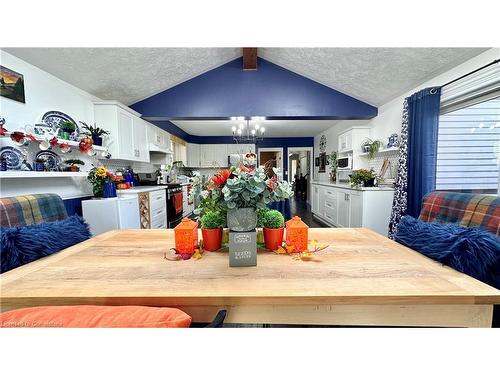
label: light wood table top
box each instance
[2,228,499,326]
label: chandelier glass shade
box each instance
[231,117,265,143]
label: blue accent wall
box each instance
[131,57,377,120]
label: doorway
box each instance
[288,147,313,203]
[258,148,283,179]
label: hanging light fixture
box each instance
[232,116,265,143]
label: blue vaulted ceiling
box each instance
[130,57,378,120]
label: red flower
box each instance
[0,126,8,136]
[266,177,278,191]
[211,169,231,187]
[49,137,59,147]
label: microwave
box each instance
[337,154,352,170]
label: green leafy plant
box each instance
[361,138,383,159]
[257,207,270,227]
[350,168,376,187]
[222,166,292,210]
[79,121,109,137]
[64,159,85,165]
[60,121,76,132]
[262,209,284,229]
[200,210,226,229]
[327,151,337,175]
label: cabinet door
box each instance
[345,131,352,151]
[349,191,363,227]
[312,185,320,213]
[133,118,149,162]
[337,190,350,228]
[117,110,135,160]
[187,143,200,167]
[214,144,228,167]
[199,144,211,167]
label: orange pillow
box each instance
[0,305,192,328]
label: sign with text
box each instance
[229,230,257,267]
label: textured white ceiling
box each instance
[3,47,488,108]
[260,48,488,105]
[2,48,241,105]
[172,119,340,137]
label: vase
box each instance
[103,182,117,198]
[263,227,284,251]
[330,173,337,183]
[92,136,103,146]
[362,144,370,153]
[227,207,257,232]
[363,178,375,187]
[202,228,223,251]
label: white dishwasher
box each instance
[82,196,140,236]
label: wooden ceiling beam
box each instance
[243,48,257,70]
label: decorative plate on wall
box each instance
[35,150,61,171]
[0,146,24,170]
[319,135,327,153]
[41,111,80,140]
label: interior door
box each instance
[258,148,283,179]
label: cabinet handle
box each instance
[345,193,350,201]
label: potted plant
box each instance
[64,159,85,172]
[256,207,270,244]
[361,138,383,159]
[262,209,285,251]
[327,151,337,183]
[222,166,292,232]
[60,121,76,140]
[88,166,116,197]
[200,210,226,251]
[350,168,377,187]
[79,121,109,146]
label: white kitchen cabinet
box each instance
[311,182,394,236]
[200,144,228,167]
[94,101,150,162]
[338,132,352,153]
[227,143,255,155]
[147,123,171,151]
[187,143,200,167]
[133,117,150,163]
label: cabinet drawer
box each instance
[324,189,336,199]
[149,190,166,210]
[324,211,336,225]
[150,206,166,219]
[324,197,336,209]
[151,212,167,229]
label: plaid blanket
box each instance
[419,191,499,236]
[0,194,68,228]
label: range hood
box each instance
[149,143,173,154]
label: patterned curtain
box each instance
[388,99,410,239]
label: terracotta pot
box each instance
[263,227,284,251]
[202,228,223,251]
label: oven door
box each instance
[167,190,184,228]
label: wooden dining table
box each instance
[2,228,499,327]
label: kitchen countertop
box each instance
[117,186,167,194]
[311,181,394,191]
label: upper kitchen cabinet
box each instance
[338,127,371,154]
[200,144,228,167]
[147,123,172,153]
[186,143,200,167]
[94,101,150,162]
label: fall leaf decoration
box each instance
[191,249,203,260]
[274,239,329,261]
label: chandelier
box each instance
[231,116,265,143]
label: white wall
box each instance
[314,48,500,182]
[0,50,158,199]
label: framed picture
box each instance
[315,157,320,167]
[318,153,326,173]
[1,66,25,103]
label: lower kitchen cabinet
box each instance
[311,182,394,236]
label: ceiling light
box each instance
[231,126,236,132]
[255,124,260,130]
[260,127,265,134]
[237,128,242,135]
[251,129,256,135]
[236,116,245,121]
[479,123,484,128]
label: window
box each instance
[436,96,500,194]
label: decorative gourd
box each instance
[174,217,199,259]
[285,216,309,252]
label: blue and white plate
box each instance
[41,111,80,141]
[35,150,61,171]
[0,146,24,170]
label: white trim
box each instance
[258,147,284,180]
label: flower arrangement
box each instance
[88,166,114,197]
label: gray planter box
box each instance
[229,230,257,267]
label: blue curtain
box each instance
[406,87,441,217]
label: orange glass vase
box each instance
[174,217,199,259]
[285,216,309,252]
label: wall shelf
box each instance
[0,171,88,178]
[360,147,399,157]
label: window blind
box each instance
[436,97,500,193]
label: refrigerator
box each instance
[82,196,140,236]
